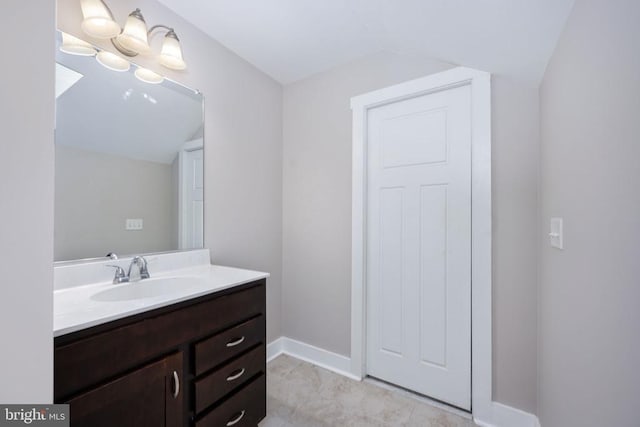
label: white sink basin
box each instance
[91,277,205,302]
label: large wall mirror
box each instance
[54,32,204,262]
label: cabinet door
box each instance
[66,352,183,427]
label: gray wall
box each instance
[282,51,540,413]
[539,0,640,425]
[491,76,540,413]
[0,1,55,402]
[55,145,176,261]
[57,0,284,342]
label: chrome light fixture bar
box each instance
[79,0,187,71]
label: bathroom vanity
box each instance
[53,250,268,427]
[52,27,266,425]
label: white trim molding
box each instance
[474,402,541,427]
[267,337,359,380]
[350,67,495,421]
[267,337,286,362]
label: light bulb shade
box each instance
[159,31,186,70]
[80,0,121,39]
[96,51,130,72]
[158,30,187,70]
[116,9,150,54]
[135,67,164,84]
[60,32,97,56]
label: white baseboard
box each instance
[266,337,360,380]
[266,337,540,427]
[474,402,540,427]
[267,337,285,362]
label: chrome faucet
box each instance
[128,256,150,281]
[106,256,150,284]
[106,265,129,284]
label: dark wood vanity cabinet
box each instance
[54,279,267,427]
[65,352,184,427]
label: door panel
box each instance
[366,84,471,410]
[419,184,447,367]
[66,352,183,427]
[379,187,405,356]
[380,108,448,168]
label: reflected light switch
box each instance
[126,218,143,231]
[549,217,563,249]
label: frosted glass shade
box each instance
[60,32,97,56]
[80,0,121,39]
[135,67,164,84]
[159,32,187,70]
[116,9,150,54]
[96,51,130,72]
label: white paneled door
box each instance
[366,84,471,410]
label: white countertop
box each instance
[54,264,269,337]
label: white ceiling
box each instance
[158,0,575,85]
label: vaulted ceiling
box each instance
[158,0,575,85]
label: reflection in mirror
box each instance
[54,32,204,262]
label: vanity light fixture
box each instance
[158,29,187,71]
[80,0,121,39]
[134,67,164,84]
[59,31,131,73]
[114,9,150,55]
[96,51,130,72]
[60,32,97,56]
[79,1,187,71]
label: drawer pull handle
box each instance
[226,368,246,381]
[226,336,245,347]
[172,371,180,398]
[226,410,245,426]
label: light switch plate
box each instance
[549,217,563,249]
[125,218,143,231]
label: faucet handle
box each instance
[106,265,129,284]
[132,256,151,280]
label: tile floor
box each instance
[261,354,476,427]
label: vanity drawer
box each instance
[195,344,265,414]
[195,315,265,375]
[196,374,266,427]
[55,282,265,400]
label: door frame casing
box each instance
[350,67,492,418]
